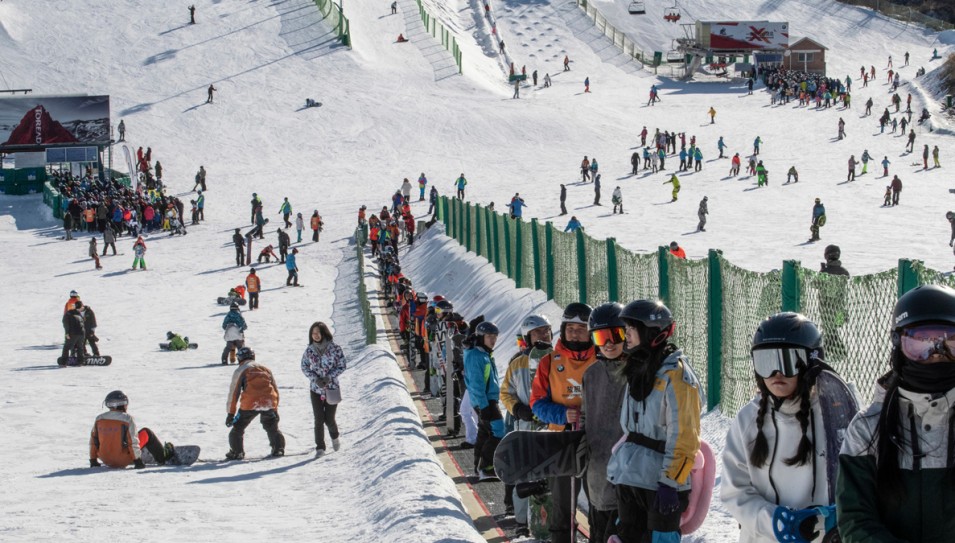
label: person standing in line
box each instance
[463,321,504,480]
[301,321,348,457]
[224,347,285,460]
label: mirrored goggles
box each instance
[751,348,809,378]
[591,327,626,347]
[900,324,955,362]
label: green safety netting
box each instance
[616,247,658,302]
[719,255,782,416]
[913,260,955,289]
[667,253,709,397]
[520,221,537,290]
[798,267,897,406]
[583,234,610,307]
[494,213,507,275]
[503,216,519,280]
[551,226,580,307]
[536,221,550,295]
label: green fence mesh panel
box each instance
[468,204,479,253]
[504,216,519,280]
[912,260,955,289]
[494,213,507,275]
[583,234,610,307]
[798,267,897,406]
[719,256,783,416]
[667,254,709,396]
[551,227,580,307]
[615,247,658,302]
[537,223,550,294]
[520,221,536,290]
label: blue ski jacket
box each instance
[222,310,247,332]
[463,345,499,410]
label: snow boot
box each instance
[225,450,245,461]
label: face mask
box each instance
[899,360,955,394]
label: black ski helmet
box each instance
[824,244,841,261]
[475,321,500,337]
[588,302,626,331]
[619,299,674,350]
[560,302,594,351]
[236,347,255,363]
[104,390,129,408]
[891,284,955,340]
[751,312,824,359]
[166,331,175,339]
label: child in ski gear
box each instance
[286,248,299,286]
[606,300,702,543]
[417,173,428,201]
[301,322,347,456]
[883,186,892,207]
[165,331,190,351]
[90,390,168,468]
[463,321,504,479]
[131,236,146,270]
[221,302,247,364]
[225,347,286,459]
[723,313,855,543]
[246,268,261,310]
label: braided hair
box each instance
[749,372,815,468]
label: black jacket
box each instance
[278,230,290,249]
[233,233,244,248]
[63,309,85,336]
[820,260,850,276]
[81,306,98,335]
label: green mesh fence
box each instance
[468,204,479,254]
[798,267,897,406]
[616,247,658,302]
[913,260,955,289]
[719,256,782,415]
[551,226,580,307]
[537,222,550,294]
[503,216,519,280]
[583,234,610,307]
[494,213,507,275]
[520,221,536,290]
[667,254,709,396]
[480,206,493,262]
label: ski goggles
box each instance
[899,324,955,362]
[751,348,810,378]
[591,327,626,347]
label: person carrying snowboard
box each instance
[463,320,504,481]
[225,347,286,460]
[530,303,597,543]
[582,303,628,543]
[165,331,190,351]
[723,313,855,543]
[606,299,702,543]
[221,302,247,365]
[91,390,172,468]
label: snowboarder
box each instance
[664,174,680,202]
[206,84,216,103]
[708,106,716,124]
[232,228,245,267]
[786,166,799,184]
[257,244,278,263]
[810,198,825,241]
[882,156,891,177]
[246,268,261,309]
[277,228,290,263]
[753,136,762,155]
[847,155,857,182]
[286,248,299,286]
[717,136,726,158]
[697,196,708,231]
[225,347,285,460]
[417,173,428,201]
[301,321,348,457]
[221,302,247,364]
[593,174,601,205]
[89,237,102,270]
[131,236,147,270]
[90,390,170,469]
[580,156,591,182]
[62,301,86,364]
[164,331,190,351]
[559,184,567,215]
[188,4,196,24]
[278,197,292,229]
[612,186,623,214]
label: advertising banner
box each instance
[0,95,110,151]
[708,22,788,51]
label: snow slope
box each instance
[1,0,954,539]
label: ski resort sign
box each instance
[0,95,110,152]
[697,21,789,51]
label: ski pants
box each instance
[560,201,567,215]
[229,409,285,454]
[547,474,574,543]
[588,507,619,543]
[62,334,85,361]
[312,229,320,242]
[283,213,291,229]
[309,391,340,451]
[102,242,116,255]
[279,245,288,263]
[248,292,259,309]
[614,484,688,543]
[222,339,244,363]
[810,224,820,240]
[137,427,166,465]
[473,402,503,473]
[286,269,298,286]
[85,335,100,356]
[235,246,245,266]
[512,485,529,525]
[132,256,146,269]
[698,214,706,231]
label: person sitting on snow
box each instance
[397,34,408,43]
[90,390,173,468]
[165,331,190,351]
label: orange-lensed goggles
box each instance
[591,327,625,347]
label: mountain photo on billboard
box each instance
[0,95,110,150]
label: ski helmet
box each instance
[619,299,674,350]
[751,313,824,378]
[520,314,552,338]
[892,284,955,333]
[166,331,175,339]
[475,321,499,337]
[104,390,129,408]
[435,300,453,316]
[70,290,79,298]
[416,292,428,303]
[588,302,626,331]
[236,347,255,363]
[560,302,593,351]
[824,244,841,261]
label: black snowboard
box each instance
[142,445,201,466]
[159,343,199,350]
[217,297,247,306]
[494,429,587,485]
[57,356,112,366]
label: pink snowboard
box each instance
[680,439,716,534]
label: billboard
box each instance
[703,22,789,51]
[0,95,110,152]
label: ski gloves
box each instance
[654,483,680,515]
[226,413,236,427]
[772,505,831,543]
[513,402,535,422]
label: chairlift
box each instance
[628,1,645,14]
[664,3,681,23]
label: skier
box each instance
[117,119,125,141]
[564,216,582,233]
[131,236,147,270]
[883,185,893,207]
[890,175,902,206]
[859,149,871,175]
[500,314,554,534]
[810,198,825,242]
[582,303,628,543]
[669,241,686,259]
[90,391,172,469]
[606,299,701,543]
[530,303,597,543]
[664,174,680,202]
[206,84,216,103]
[310,210,323,242]
[286,248,299,286]
[786,166,799,184]
[89,237,102,270]
[165,331,190,351]
[730,153,741,176]
[559,184,568,216]
[463,320,504,480]
[221,302,246,365]
[837,285,955,541]
[717,136,726,158]
[723,313,855,543]
[225,347,286,460]
[612,186,623,214]
[195,191,205,222]
[697,196,708,232]
[62,301,86,364]
[590,157,599,181]
[454,173,468,199]
[301,321,347,456]
[864,97,873,116]
[532,69,538,86]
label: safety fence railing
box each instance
[413,0,463,73]
[837,0,954,31]
[436,195,949,416]
[313,0,351,47]
[43,182,64,219]
[355,226,376,345]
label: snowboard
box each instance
[159,342,198,350]
[141,445,201,466]
[217,297,247,306]
[815,369,859,505]
[57,355,112,366]
[493,430,587,485]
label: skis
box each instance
[57,355,112,366]
[159,342,199,350]
[141,445,201,466]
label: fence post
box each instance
[897,258,919,296]
[576,229,588,303]
[492,213,501,273]
[457,199,464,245]
[606,237,619,302]
[465,202,472,252]
[706,249,722,411]
[531,219,542,291]
[475,204,483,256]
[657,246,670,305]
[515,219,524,287]
[503,217,512,279]
[545,222,555,299]
[781,260,801,312]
